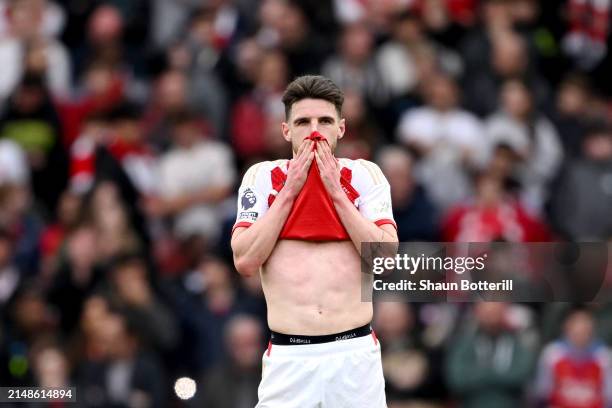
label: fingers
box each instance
[318,140,332,159]
[298,140,313,161]
[298,142,313,170]
[295,138,309,158]
[322,141,337,166]
[290,141,314,178]
[315,142,334,169]
[304,151,314,170]
[291,140,311,168]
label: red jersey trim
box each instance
[375,219,397,230]
[234,219,396,235]
[231,221,253,235]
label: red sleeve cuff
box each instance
[375,219,397,230]
[232,221,253,235]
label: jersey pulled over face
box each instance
[233,158,396,241]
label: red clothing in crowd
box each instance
[70,132,156,194]
[538,341,612,408]
[55,75,125,147]
[442,198,551,242]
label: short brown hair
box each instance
[282,75,344,119]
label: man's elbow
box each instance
[233,255,261,278]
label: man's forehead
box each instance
[289,98,340,120]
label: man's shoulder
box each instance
[241,159,289,181]
[340,158,386,186]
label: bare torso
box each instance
[262,239,372,335]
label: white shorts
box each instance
[256,332,387,408]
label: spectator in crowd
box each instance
[201,0,251,53]
[335,89,384,158]
[258,0,330,75]
[376,11,421,100]
[463,29,550,117]
[0,73,69,215]
[38,190,82,278]
[47,223,101,333]
[0,165,42,275]
[30,338,71,389]
[535,307,612,408]
[551,73,594,157]
[442,171,551,242]
[0,0,71,104]
[417,0,477,47]
[378,10,463,103]
[69,111,111,194]
[76,310,166,408]
[377,145,439,241]
[195,314,262,408]
[0,0,66,39]
[459,0,515,76]
[104,103,157,196]
[4,284,57,384]
[397,73,485,210]
[220,36,264,102]
[57,60,125,147]
[175,256,246,374]
[64,0,151,79]
[71,4,125,80]
[235,273,267,327]
[562,0,611,71]
[485,78,563,214]
[323,21,390,109]
[231,49,289,162]
[89,182,143,260]
[551,124,612,241]
[105,255,178,353]
[175,7,229,139]
[149,0,201,50]
[149,111,235,245]
[375,302,446,407]
[541,302,612,351]
[75,294,111,360]
[507,0,565,85]
[69,105,155,251]
[446,302,536,408]
[142,69,210,153]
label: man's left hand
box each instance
[314,141,344,202]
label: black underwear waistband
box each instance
[270,323,372,345]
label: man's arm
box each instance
[314,142,398,255]
[231,140,314,277]
[332,195,398,253]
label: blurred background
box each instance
[0,0,611,406]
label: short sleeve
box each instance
[356,160,396,229]
[233,162,269,234]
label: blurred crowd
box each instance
[0,0,611,407]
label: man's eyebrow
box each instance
[292,115,336,123]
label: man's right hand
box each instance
[283,139,314,200]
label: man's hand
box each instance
[314,141,344,201]
[284,139,314,199]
